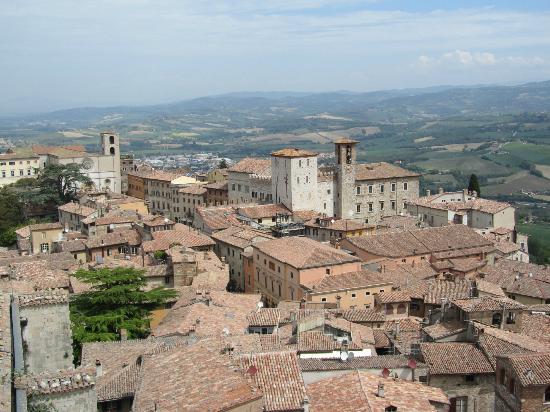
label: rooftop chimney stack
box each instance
[426,189,431,196]
[377,382,385,398]
[95,360,103,377]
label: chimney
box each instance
[438,187,444,194]
[120,328,128,341]
[302,396,310,412]
[426,189,431,196]
[95,360,103,377]
[377,382,385,398]
[463,188,468,200]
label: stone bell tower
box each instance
[334,139,358,219]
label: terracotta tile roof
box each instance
[236,351,306,412]
[137,169,184,182]
[194,205,240,231]
[291,209,322,222]
[304,218,373,232]
[153,291,261,338]
[58,239,87,253]
[18,367,96,395]
[492,240,520,254]
[142,215,175,227]
[346,225,492,258]
[476,279,506,297]
[237,203,291,219]
[354,162,420,181]
[342,309,386,323]
[480,260,550,300]
[422,321,466,340]
[97,362,142,402]
[85,213,138,226]
[270,148,317,158]
[498,352,550,386]
[404,279,472,305]
[142,229,214,252]
[514,312,550,345]
[446,257,487,273]
[132,340,262,411]
[409,195,511,214]
[325,317,375,346]
[528,304,550,313]
[228,157,271,176]
[299,355,425,372]
[254,237,360,270]
[373,329,391,347]
[452,296,525,312]
[58,202,96,216]
[178,185,207,195]
[8,261,71,290]
[211,226,273,250]
[18,289,69,308]
[379,262,437,289]
[431,244,495,260]
[307,370,449,412]
[14,225,31,238]
[28,222,62,231]
[378,215,422,231]
[247,308,281,327]
[85,229,141,249]
[376,290,411,304]
[306,270,389,293]
[224,334,285,355]
[297,331,361,353]
[420,343,493,375]
[203,181,228,190]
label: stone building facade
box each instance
[227,140,420,224]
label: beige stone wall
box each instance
[20,303,73,373]
[30,228,63,254]
[308,282,392,309]
[0,156,40,186]
[30,389,97,412]
[429,374,495,412]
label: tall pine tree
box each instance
[468,174,481,196]
[70,267,176,363]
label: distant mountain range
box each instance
[3,80,550,127]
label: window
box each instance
[351,293,356,299]
[10,171,14,177]
[403,182,408,191]
[464,375,475,383]
[323,202,326,210]
[40,243,49,253]
[232,184,235,190]
[321,297,327,302]
[509,378,516,396]
[391,201,396,210]
[450,396,468,412]
[278,284,281,296]
[397,303,406,314]
[325,268,331,275]
[299,160,302,167]
[356,186,361,195]
[19,169,23,176]
[368,203,373,212]
[380,184,384,193]
[327,189,331,194]
[385,305,393,315]
[380,289,385,293]
[368,185,373,194]
[238,184,241,191]
[391,183,396,192]
[356,204,361,213]
[544,386,550,403]
[492,313,502,326]
[379,201,384,210]
[307,159,310,166]
[109,135,115,144]
[290,272,294,279]
[365,291,370,296]
[110,147,115,155]
[297,177,300,184]
[385,407,397,412]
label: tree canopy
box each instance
[0,187,25,246]
[218,158,228,169]
[70,267,177,362]
[468,173,481,196]
[30,163,93,205]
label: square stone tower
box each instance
[334,139,358,219]
[271,148,318,211]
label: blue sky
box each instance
[2,0,550,113]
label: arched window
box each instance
[110,147,115,155]
[492,313,502,326]
[397,303,406,314]
[385,304,393,315]
[545,386,550,403]
[385,407,397,412]
[109,135,115,144]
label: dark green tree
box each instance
[218,158,228,169]
[0,187,25,246]
[21,163,92,206]
[70,267,177,363]
[468,174,481,196]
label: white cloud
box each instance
[417,50,544,69]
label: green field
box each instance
[517,222,550,264]
[504,142,550,165]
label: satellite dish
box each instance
[340,351,349,362]
[382,368,390,378]
[257,301,264,309]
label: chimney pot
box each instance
[95,360,103,377]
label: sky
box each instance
[2,0,550,114]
